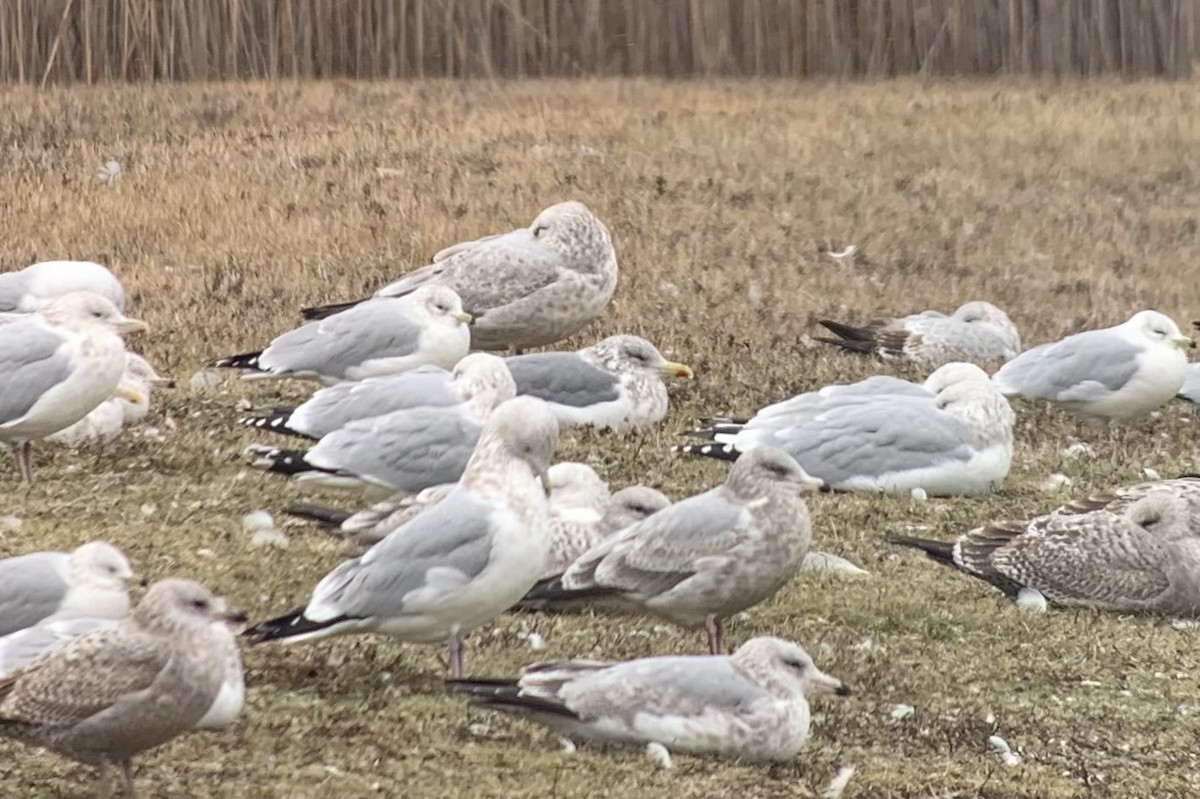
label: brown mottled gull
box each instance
[245,396,559,679]
[0,292,148,481]
[301,201,618,353]
[448,636,849,762]
[818,300,1021,368]
[212,285,471,384]
[680,362,1014,497]
[1050,475,1200,522]
[0,579,246,797]
[530,448,823,653]
[889,491,1200,615]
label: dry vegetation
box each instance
[1,79,1200,798]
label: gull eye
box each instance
[191,599,209,611]
[532,224,549,237]
[785,658,806,672]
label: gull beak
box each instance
[659,361,695,379]
[806,668,851,697]
[798,473,826,493]
[223,607,250,626]
[455,312,474,325]
[1174,334,1195,349]
[113,316,149,335]
[127,573,149,588]
[149,375,176,388]
[540,468,553,497]
[115,385,148,405]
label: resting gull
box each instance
[212,285,471,384]
[47,353,171,446]
[680,362,1014,496]
[506,335,694,431]
[0,542,137,638]
[992,310,1192,423]
[1179,363,1200,404]
[0,260,125,313]
[300,201,618,353]
[818,300,1021,367]
[530,448,822,653]
[448,636,849,762]
[1048,475,1200,524]
[245,353,515,496]
[0,292,148,481]
[889,491,1200,615]
[245,396,559,678]
[0,579,246,797]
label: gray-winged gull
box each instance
[1179,362,1200,403]
[506,335,694,431]
[47,353,171,446]
[245,396,560,678]
[213,285,471,384]
[530,448,822,653]
[0,579,246,797]
[889,491,1200,615]
[992,310,1192,423]
[448,636,849,762]
[0,260,125,313]
[818,300,1021,368]
[244,353,515,497]
[0,542,137,638]
[0,292,148,481]
[300,201,618,353]
[680,362,1014,496]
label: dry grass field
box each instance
[2,79,1200,798]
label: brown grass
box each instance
[2,0,1197,83]
[2,79,1200,798]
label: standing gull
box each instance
[680,362,1014,496]
[212,285,471,384]
[818,300,1021,368]
[888,491,1200,615]
[0,292,148,481]
[245,396,560,678]
[530,448,822,654]
[992,310,1192,423]
[47,353,171,446]
[0,542,137,638]
[448,636,849,762]
[0,579,246,798]
[245,353,515,496]
[506,335,694,431]
[301,201,618,353]
[0,260,125,313]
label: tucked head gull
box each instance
[300,201,618,353]
[0,292,148,481]
[0,260,125,314]
[531,448,822,654]
[212,284,471,384]
[47,352,169,447]
[448,636,849,762]
[992,310,1192,423]
[680,362,1014,497]
[245,396,560,678]
[0,578,245,798]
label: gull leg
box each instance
[10,442,34,483]
[120,759,137,798]
[448,632,465,679]
[704,615,725,655]
[96,760,113,799]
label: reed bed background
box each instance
[1,0,1197,84]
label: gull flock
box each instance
[1,199,1199,794]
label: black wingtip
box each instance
[243,608,347,644]
[285,503,352,528]
[817,319,873,341]
[518,576,622,605]
[674,442,741,461]
[211,350,264,370]
[814,335,875,355]
[836,683,852,697]
[245,446,321,476]
[885,532,956,565]
[300,299,364,320]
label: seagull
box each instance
[0,542,137,638]
[0,260,125,313]
[447,636,849,762]
[47,353,171,446]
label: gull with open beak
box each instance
[0,291,148,481]
[245,397,560,678]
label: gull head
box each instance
[452,353,517,409]
[1127,310,1192,350]
[953,301,1021,352]
[135,578,247,634]
[483,396,559,492]
[727,447,824,496]
[1125,491,1193,540]
[529,200,614,271]
[412,284,472,327]
[604,485,672,530]
[591,335,694,380]
[545,463,609,510]
[736,637,851,698]
[69,541,141,591]
[923,361,992,395]
[45,291,148,335]
[125,353,174,388]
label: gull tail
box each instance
[300,299,364,321]
[514,577,623,613]
[445,679,578,719]
[239,407,314,440]
[244,445,331,478]
[211,350,264,371]
[673,441,741,461]
[885,532,956,566]
[285,503,352,529]
[243,608,351,644]
[817,319,874,341]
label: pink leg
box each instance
[704,615,725,655]
[448,632,465,679]
[11,442,34,483]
